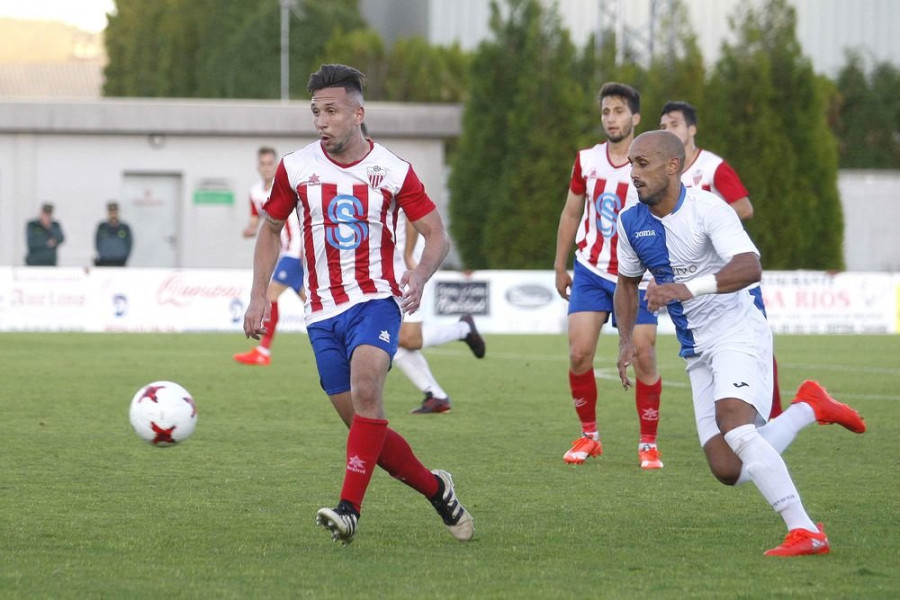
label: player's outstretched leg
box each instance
[428,470,474,541]
[792,380,866,433]
[458,315,486,359]
[765,522,830,557]
[316,500,359,545]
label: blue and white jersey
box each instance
[617,185,761,357]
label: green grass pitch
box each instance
[1,332,898,599]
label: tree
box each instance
[705,0,842,270]
[834,52,900,168]
[448,0,584,269]
[104,0,367,99]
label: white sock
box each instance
[393,348,447,398]
[723,424,817,532]
[734,403,815,484]
[421,322,467,348]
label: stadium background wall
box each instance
[0,100,898,272]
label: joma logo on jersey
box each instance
[594,192,623,239]
[634,230,656,238]
[325,194,369,250]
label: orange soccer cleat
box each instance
[233,347,271,366]
[563,435,603,464]
[638,443,664,469]
[764,523,830,557]
[793,380,866,433]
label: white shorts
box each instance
[685,312,773,447]
[402,305,424,324]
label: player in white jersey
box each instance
[615,131,866,557]
[234,146,306,366]
[659,100,784,419]
[243,64,472,545]
[554,82,665,469]
[393,210,486,414]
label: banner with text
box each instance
[0,267,896,334]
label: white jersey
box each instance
[264,140,435,324]
[393,210,425,275]
[617,186,761,357]
[568,142,638,282]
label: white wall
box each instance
[0,99,460,269]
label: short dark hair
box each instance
[660,101,697,127]
[307,64,366,99]
[598,82,640,115]
[258,146,277,159]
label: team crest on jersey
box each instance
[691,169,702,187]
[367,166,387,188]
[307,173,321,186]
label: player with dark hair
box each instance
[554,82,665,469]
[243,64,473,545]
[659,100,783,418]
[615,130,865,556]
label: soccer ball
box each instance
[129,381,197,446]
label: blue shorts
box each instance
[306,298,401,395]
[272,256,304,294]
[568,261,657,326]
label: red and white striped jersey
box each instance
[248,180,270,218]
[280,210,302,258]
[568,142,638,282]
[250,178,300,256]
[264,140,436,324]
[681,148,748,204]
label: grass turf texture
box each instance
[1,332,898,599]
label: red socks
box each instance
[569,369,598,434]
[340,418,439,513]
[378,429,439,498]
[636,378,662,444]
[260,301,279,350]
[769,356,783,418]
[340,415,388,513]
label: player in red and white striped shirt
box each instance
[243,64,472,545]
[554,82,665,470]
[234,146,306,366]
[659,101,783,418]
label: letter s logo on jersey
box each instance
[325,194,369,250]
[595,192,623,239]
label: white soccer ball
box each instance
[129,381,197,446]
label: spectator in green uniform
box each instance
[94,201,133,266]
[25,203,65,266]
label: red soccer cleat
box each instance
[792,380,866,433]
[764,523,830,557]
[639,443,664,469]
[563,435,603,464]
[233,347,271,366]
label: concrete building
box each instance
[0,99,460,269]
